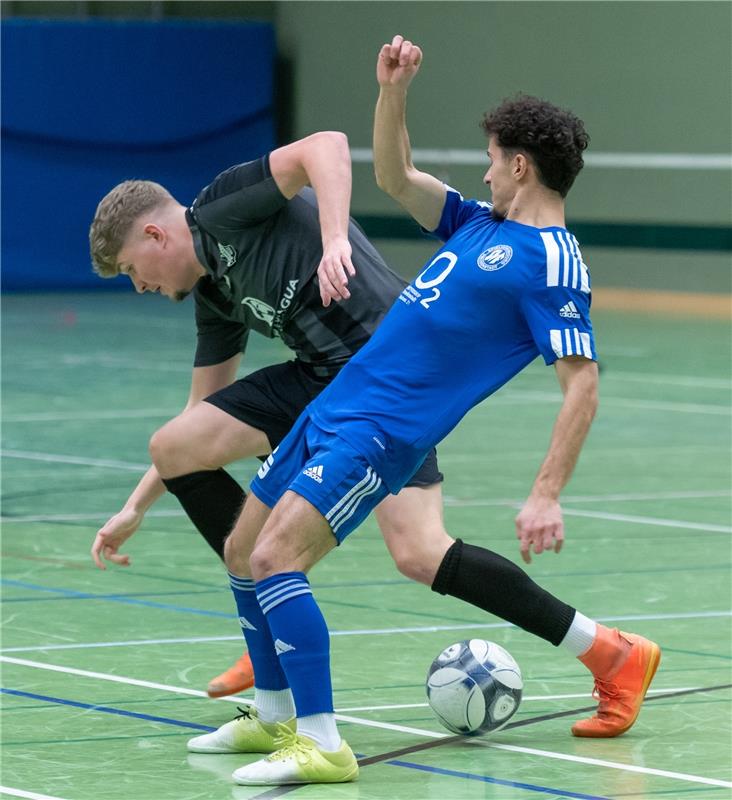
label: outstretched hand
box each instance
[317,236,356,307]
[377,34,423,90]
[91,507,142,569]
[515,495,565,564]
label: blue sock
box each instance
[256,572,333,717]
[228,572,289,690]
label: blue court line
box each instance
[0,688,216,732]
[0,579,235,618]
[3,687,612,799]
[2,588,222,603]
[384,759,611,800]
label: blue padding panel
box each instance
[1,19,275,290]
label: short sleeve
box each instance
[193,293,250,367]
[427,185,494,242]
[520,231,597,365]
[191,154,287,236]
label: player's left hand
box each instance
[515,495,564,564]
[317,237,356,306]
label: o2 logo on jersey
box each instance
[414,251,458,309]
[477,245,513,271]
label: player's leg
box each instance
[150,362,310,560]
[231,430,387,786]
[431,538,660,736]
[187,490,299,754]
[379,453,659,737]
[152,362,323,697]
[376,482,451,584]
[375,448,449,584]
[150,401,268,558]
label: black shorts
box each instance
[204,360,443,488]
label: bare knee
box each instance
[381,518,453,585]
[149,418,218,477]
[223,532,252,577]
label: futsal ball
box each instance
[426,639,523,735]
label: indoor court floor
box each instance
[1,290,731,800]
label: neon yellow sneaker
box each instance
[187,707,295,754]
[232,729,359,785]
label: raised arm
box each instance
[374,35,446,231]
[515,356,599,563]
[269,131,355,306]
[90,355,240,569]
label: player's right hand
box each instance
[377,35,423,90]
[91,507,141,569]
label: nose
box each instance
[129,276,147,294]
[483,170,491,185]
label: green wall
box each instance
[274,1,731,227]
[4,0,731,291]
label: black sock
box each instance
[162,470,245,561]
[432,539,576,646]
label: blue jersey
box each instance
[308,187,597,492]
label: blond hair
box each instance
[89,180,176,277]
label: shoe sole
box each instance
[206,680,254,699]
[573,638,661,738]
[615,638,661,735]
[233,766,359,786]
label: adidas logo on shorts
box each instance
[559,301,581,319]
[303,464,324,483]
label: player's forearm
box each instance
[529,375,598,501]
[373,86,414,198]
[122,465,167,514]
[300,131,353,246]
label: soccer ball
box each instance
[426,639,523,735]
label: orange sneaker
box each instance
[207,652,255,698]
[572,627,661,738]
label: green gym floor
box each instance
[1,291,731,800]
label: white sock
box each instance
[560,611,597,657]
[297,712,341,751]
[254,688,295,723]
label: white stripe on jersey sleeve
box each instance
[570,234,591,293]
[564,232,580,289]
[550,329,564,357]
[557,234,571,287]
[580,332,593,358]
[541,232,560,287]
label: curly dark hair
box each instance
[480,95,589,197]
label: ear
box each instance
[143,223,165,243]
[512,153,529,180]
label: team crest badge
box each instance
[477,245,513,271]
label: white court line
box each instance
[0,788,70,800]
[350,147,732,170]
[472,741,732,789]
[2,489,729,524]
[3,409,175,423]
[2,611,729,654]
[2,656,729,789]
[562,508,732,533]
[0,510,185,524]
[0,450,148,472]
[606,372,731,390]
[336,687,696,712]
[444,489,731,507]
[494,390,732,415]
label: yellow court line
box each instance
[592,288,731,319]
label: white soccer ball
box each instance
[426,639,523,735]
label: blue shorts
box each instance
[250,412,390,543]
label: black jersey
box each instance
[188,155,406,376]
